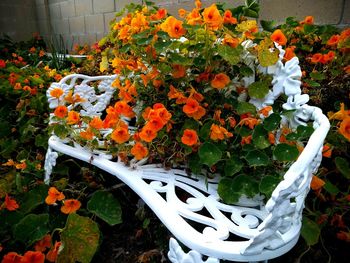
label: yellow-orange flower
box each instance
[259,106,272,117]
[66,110,80,125]
[241,135,252,145]
[223,34,240,48]
[186,8,202,26]
[131,142,149,160]
[239,117,259,129]
[45,187,65,205]
[339,117,350,141]
[80,127,94,140]
[301,16,314,25]
[270,29,287,46]
[211,73,230,89]
[49,88,64,99]
[284,46,296,61]
[328,103,350,120]
[168,85,187,104]
[160,16,186,38]
[147,117,165,132]
[54,105,68,118]
[183,98,199,114]
[111,126,130,144]
[210,124,233,141]
[114,101,135,118]
[61,199,81,214]
[202,4,223,30]
[181,129,198,146]
[223,10,237,24]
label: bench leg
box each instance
[44,146,58,184]
[168,238,220,263]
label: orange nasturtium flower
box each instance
[270,29,287,46]
[327,34,340,46]
[183,98,199,114]
[301,15,314,25]
[139,126,157,142]
[181,129,198,146]
[310,53,323,64]
[160,16,186,38]
[54,105,68,118]
[284,46,296,61]
[172,64,186,78]
[322,144,332,158]
[46,241,62,262]
[310,175,325,191]
[223,10,237,24]
[3,194,19,211]
[111,126,130,144]
[223,34,240,48]
[1,252,22,263]
[34,234,51,252]
[259,106,273,117]
[210,124,233,141]
[202,4,223,30]
[89,116,103,129]
[45,187,65,205]
[241,135,252,145]
[239,117,259,129]
[211,73,230,89]
[61,199,81,214]
[21,251,45,263]
[114,101,135,118]
[339,117,350,141]
[49,87,64,99]
[80,127,94,140]
[328,103,350,120]
[131,142,149,160]
[66,110,80,125]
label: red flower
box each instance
[0,59,6,68]
[21,251,45,263]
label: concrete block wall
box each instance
[0,0,39,42]
[0,0,349,48]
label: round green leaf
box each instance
[252,125,270,149]
[259,175,281,198]
[237,101,256,115]
[87,190,122,226]
[273,143,299,162]
[224,157,243,177]
[263,113,281,131]
[218,175,259,204]
[244,150,269,166]
[198,142,222,167]
[58,213,100,263]
[248,81,270,99]
[301,217,320,246]
[19,184,49,214]
[13,213,49,245]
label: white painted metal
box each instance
[44,45,330,262]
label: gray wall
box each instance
[1,0,349,49]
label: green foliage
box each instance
[301,217,321,246]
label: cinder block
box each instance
[69,16,85,34]
[49,3,61,19]
[78,34,97,45]
[92,0,115,14]
[52,18,70,34]
[85,14,104,33]
[342,0,350,24]
[104,12,117,32]
[259,0,343,25]
[75,0,93,16]
[61,0,75,18]
[38,20,50,35]
[35,0,45,6]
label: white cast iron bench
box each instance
[44,46,330,262]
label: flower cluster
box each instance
[45,187,81,214]
[49,0,314,203]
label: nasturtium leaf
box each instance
[53,124,69,139]
[259,175,281,198]
[245,150,269,166]
[239,66,254,77]
[304,79,320,87]
[132,30,149,39]
[13,214,49,245]
[35,134,48,148]
[19,184,49,214]
[218,175,259,204]
[217,45,242,65]
[301,217,320,246]
[157,31,169,39]
[87,190,122,226]
[0,179,11,198]
[263,113,281,131]
[257,38,279,67]
[0,121,11,138]
[237,101,256,115]
[169,53,192,66]
[273,143,299,162]
[0,210,23,234]
[248,81,269,99]
[335,157,350,179]
[198,142,222,167]
[252,125,270,149]
[188,154,202,175]
[260,20,276,32]
[99,55,108,72]
[296,125,314,139]
[58,213,100,263]
[154,41,171,53]
[136,35,153,45]
[323,181,340,195]
[310,72,325,80]
[119,44,131,53]
[199,121,213,140]
[224,157,243,177]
